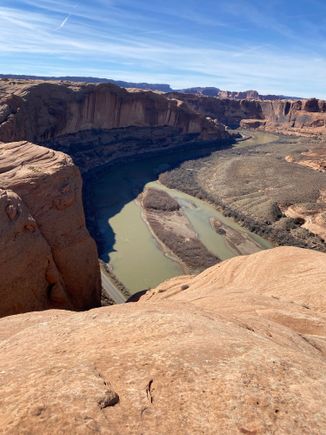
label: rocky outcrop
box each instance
[218,89,260,100]
[0,247,325,433]
[0,79,228,147]
[168,92,326,134]
[286,148,326,173]
[178,87,299,101]
[0,141,101,317]
[252,99,326,135]
[167,92,264,128]
[0,74,174,92]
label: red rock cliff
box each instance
[168,92,326,134]
[0,80,228,144]
[0,141,101,317]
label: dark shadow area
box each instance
[126,289,149,303]
[83,139,234,264]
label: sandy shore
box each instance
[139,188,220,273]
[210,218,264,255]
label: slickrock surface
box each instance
[0,247,325,434]
[287,147,326,173]
[0,141,101,317]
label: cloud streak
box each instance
[0,0,325,98]
[56,14,70,30]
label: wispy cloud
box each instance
[54,3,78,31]
[0,0,325,98]
[56,14,70,30]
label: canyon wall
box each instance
[167,92,263,127]
[0,247,325,433]
[0,141,101,317]
[0,80,228,145]
[168,92,326,134]
[0,80,230,173]
[248,98,326,134]
[0,79,231,315]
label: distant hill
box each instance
[0,74,300,99]
[179,86,301,100]
[177,87,221,97]
[0,74,173,93]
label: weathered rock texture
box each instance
[286,147,326,173]
[0,79,229,172]
[0,247,325,433]
[0,141,101,317]
[168,93,326,134]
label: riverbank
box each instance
[82,137,234,265]
[159,130,326,253]
[209,217,265,255]
[140,188,219,273]
[83,131,278,295]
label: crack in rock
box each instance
[146,379,154,404]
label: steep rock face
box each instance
[0,247,325,433]
[178,87,298,100]
[168,92,326,134]
[0,141,101,317]
[168,92,264,127]
[255,99,326,134]
[218,89,260,99]
[0,80,228,145]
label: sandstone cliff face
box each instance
[168,92,264,128]
[0,247,325,434]
[168,92,326,134]
[218,89,260,100]
[0,80,228,145]
[253,98,326,134]
[0,141,101,317]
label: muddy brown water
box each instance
[92,132,274,294]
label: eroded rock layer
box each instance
[0,247,325,434]
[0,141,101,317]
[168,92,326,134]
[0,80,229,169]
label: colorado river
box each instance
[92,133,274,294]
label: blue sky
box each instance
[0,0,326,97]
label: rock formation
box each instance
[286,147,326,173]
[0,74,174,92]
[0,79,232,315]
[168,92,326,134]
[178,87,299,101]
[240,99,326,135]
[0,247,325,433]
[0,79,229,170]
[0,141,101,317]
[218,89,260,100]
[167,92,265,127]
[0,76,298,98]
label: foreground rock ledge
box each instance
[0,247,325,434]
[0,141,101,317]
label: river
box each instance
[92,132,275,294]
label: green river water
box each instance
[92,132,275,294]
